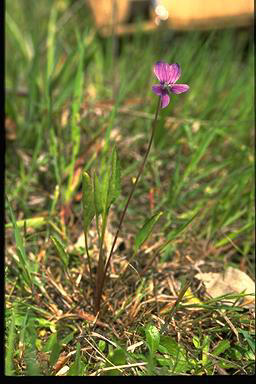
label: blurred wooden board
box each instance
[87,0,254,35]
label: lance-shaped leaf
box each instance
[108,146,121,206]
[202,335,210,367]
[48,332,62,368]
[101,166,111,215]
[134,211,163,253]
[145,324,160,355]
[100,147,121,216]
[82,171,95,232]
[212,340,230,357]
[68,342,82,376]
[93,172,103,216]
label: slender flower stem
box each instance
[94,96,161,313]
[84,233,93,283]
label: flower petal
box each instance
[152,84,164,95]
[170,84,190,94]
[161,93,170,109]
[168,63,181,84]
[154,61,170,83]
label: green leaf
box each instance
[24,343,42,376]
[106,348,126,376]
[109,348,126,365]
[60,331,76,347]
[93,172,103,215]
[82,171,95,233]
[49,333,61,367]
[16,248,32,287]
[159,336,185,357]
[145,324,160,355]
[53,51,77,108]
[50,236,69,268]
[101,167,111,214]
[202,335,210,366]
[6,196,33,288]
[65,31,85,202]
[155,356,172,368]
[98,340,106,352]
[43,332,59,353]
[159,336,191,373]
[47,5,58,81]
[5,304,17,376]
[238,329,255,354]
[108,146,121,205]
[134,212,163,253]
[192,336,200,349]
[212,340,230,357]
[68,342,82,376]
[92,147,121,219]
[6,12,34,62]
[5,217,48,230]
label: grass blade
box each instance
[159,212,199,254]
[6,12,33,61]
[47,5,58,82]
[5,305,17,375]
[6,196,33,288]
[68,342,83,376]
[134,212,163,253]
[49,333,62,368]
[171,129,216,203]
[65,30,85,202]
[50,235,69,269]
[5,217,48,230]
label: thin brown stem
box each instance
[84,233,93,284]
[94,96,161,313]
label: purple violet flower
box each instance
[152,61,190,109]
